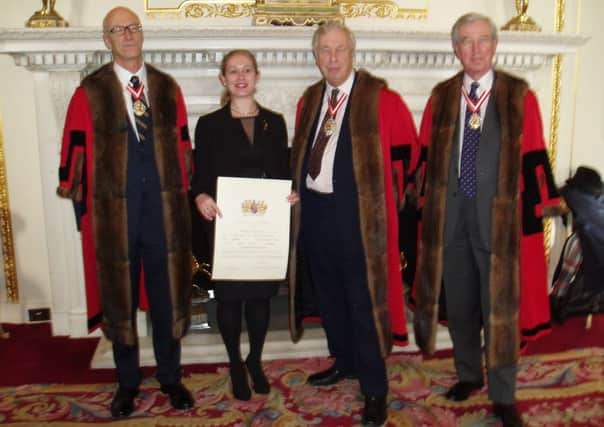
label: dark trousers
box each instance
[443,196,516,404]
[302,190,387,397]
[112,185,181,389]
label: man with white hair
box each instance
[413,12,563,427]
[289,21,419,426]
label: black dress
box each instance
[190,104,290,301]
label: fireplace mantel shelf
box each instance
[0,27,588,72]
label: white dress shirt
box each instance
[113,62,148,141]
[306,71,355,193]
[457,70,494,175]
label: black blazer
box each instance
[190,103,289,199]
[189,103,290,274]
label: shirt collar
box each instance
[325,70,355,100]
[463,69,494,96]
[113,62,147,89]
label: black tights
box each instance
[216,298,270,366]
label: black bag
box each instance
[551,166,604,323]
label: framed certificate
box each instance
[211,176,292,281]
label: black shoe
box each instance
[307,366,357,386]
[110,386,139,418]
[160,382,194,410]
[445,380,484,401]
[361,395,387,426]
[494,403,524,427]
[230,362,252,401]
[245,357,270,394]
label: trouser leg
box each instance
[443,207,484,384]
[465,202,517,404]
[303,191,387,397]
[113,240,143,390]
[140,191,181,387]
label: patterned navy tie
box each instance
[459,82,481,197]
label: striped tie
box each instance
[129,75,151,143]
[307,88,340,180]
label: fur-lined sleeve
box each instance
[176,87,193,188]
[380,88,419,207]
[520,90,563,222]
[414,96,433,210]
[57,87,90,202]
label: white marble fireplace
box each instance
[0,26,587,365]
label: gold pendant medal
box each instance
[324,118,336,136]
[133,100,146,116]
[469,112,481,130]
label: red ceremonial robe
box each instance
[57,63,193,345]
[412,71,564,368]
[288,69,419,355]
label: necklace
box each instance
[230,103,259,117]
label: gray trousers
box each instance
[442,195,517,404]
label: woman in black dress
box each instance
[190,49,297,400]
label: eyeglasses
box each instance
[317,47,351,58]
[457,36,494,51]
[107,24,142,35]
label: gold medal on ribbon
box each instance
[324,118,336,136]
[133,100,146,116]
[469,112,481,130]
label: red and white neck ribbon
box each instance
[462,86,491,114]
[327,92,348,118]
[127,82,145,101]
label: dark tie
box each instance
[129,75,151,143]
[459,82,481,197]
[307,88,340,180]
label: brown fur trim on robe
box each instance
[289,69,393,357]
[82,63,192,345]
[414,70,528,369]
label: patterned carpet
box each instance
[0,347,601,426]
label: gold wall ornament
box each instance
[185,3,254,18]
[145,0,255,19]
[254,0,341,26]
[501,0,541,32]
[26,0,69,28]
[0,110,18,306]
[144,0,429,22]
[543,0,566,263]
[341,1,427,20]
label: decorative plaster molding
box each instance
[0,27,588,73]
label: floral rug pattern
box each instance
[0,348,601,426]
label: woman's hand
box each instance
[287,191,300,206]
[195,193,222,221]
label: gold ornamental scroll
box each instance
[0,110,18,306]
[542,0,566,262]
[144,0,429,23]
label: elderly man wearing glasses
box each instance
[57,7,194,418]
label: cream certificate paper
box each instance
[211,177,292,281]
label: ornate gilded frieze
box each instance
[144,0,429,23]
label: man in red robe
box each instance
[288,21,419,426]
[57,7,194,418]
[412,13,563,427]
